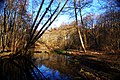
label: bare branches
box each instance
[0,0,68,54]
[30,0,45,38]
[26,0,68,48]
[31,0,68,45]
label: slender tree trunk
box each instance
[11,11,16,53]
[77,27,86,52]
[1,29,5,52]
[74,0,86,53]
[0,26,1,50]
[78,0,87,49]
[2,8,6,52]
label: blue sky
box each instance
[27,0,113,29]
[50,0,106,28]
[28,0,70,29]
[0,0,4,12]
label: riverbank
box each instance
[64,51,120,80]
[1,50,120,80]
[33,50,120,80]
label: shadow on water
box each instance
[34,53,120,80]
[34,53,71,80]
[1,52,120,80]
[34,53,84,80]
[0,52,82,80]
[0,54,46,80]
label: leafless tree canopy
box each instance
[0,0,68,55]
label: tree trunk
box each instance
[78,0,87,50]
[74,0,86,53]
[2,35,5,52]
[77,27,86,52]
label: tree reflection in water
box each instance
[0,54,46,80]
[0,53,81,80]
[34,53,76,80]
[35,64,71,80]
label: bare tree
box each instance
[73,0,86,53]
[0,0,68,55]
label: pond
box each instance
[1,52,117,80]
[1,51,119,80]
[34,53,81,80]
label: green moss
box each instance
[53,49,67,54]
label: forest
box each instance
[0,0,120,80]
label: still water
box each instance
[34,53,78,80]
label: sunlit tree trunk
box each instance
[78,0,88,50]
[79,8,87,49]
[74,0,86,53]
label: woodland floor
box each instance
[68,50,120,80]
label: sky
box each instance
[0,0,4,11]
[0,0,119,31]
[28,0,71,29]
[0,0,115,29]
[50,0,106,28]
[26,0,118,29]
[0,0,118,29]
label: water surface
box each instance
[34,53,78,80]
